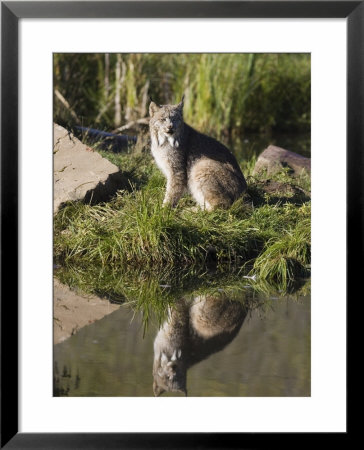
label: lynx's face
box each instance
[149,99,184,144]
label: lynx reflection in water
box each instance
[53,271,310,397]
[153,294,247,396]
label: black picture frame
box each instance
[1,1,358,448]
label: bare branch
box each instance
[54,89,79,122]
[112,117,150,133]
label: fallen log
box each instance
[74,126,137,153]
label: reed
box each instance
[54,53,310,138]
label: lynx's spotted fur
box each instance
[149,97,247,210]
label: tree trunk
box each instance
[114,54,122,128]
[104,53,110,99]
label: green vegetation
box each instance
[53,52,311,299]
[54,149,311,293]
[54,53,310,140]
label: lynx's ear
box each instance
[178,95,185,110]
[179,388,187,397]
[149,99,160,117]
[153,380,165,397]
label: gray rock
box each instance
[53,278,120,344]
[54,124,127,213]
[253,145,311,177]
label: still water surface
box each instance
[54,287,310,397]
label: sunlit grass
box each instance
[54,53,310,137]
[54,151,311,292]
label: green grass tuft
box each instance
[54,151,311,292]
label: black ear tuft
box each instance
[178,95,185,110]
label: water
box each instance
[54,285,310,397]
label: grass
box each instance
[54,53,310,138]
[54,147,311,293]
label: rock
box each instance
[53,278,120,344]
[53,124,127,213]
[253,145,311,177]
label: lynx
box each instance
[149,97,247,210]
[153,295,247,396]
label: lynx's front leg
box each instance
[163,172,186,207]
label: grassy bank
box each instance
[54,149,311,292]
